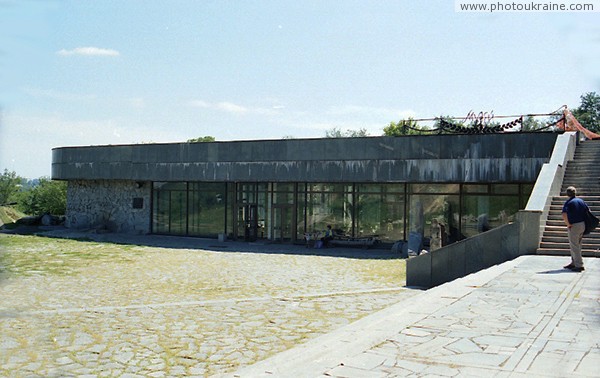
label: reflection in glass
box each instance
[306,185,353,235]
[408,194,460,253]
[188,183,226,237]
[461,195,519,238]
[357,191,405,242]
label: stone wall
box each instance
[66,180,151,234]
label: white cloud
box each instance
[217,102,248,114]
[188,100,278,116]
[188,100,210,108]
[56,47,120,57]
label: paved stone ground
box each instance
[0,230,415,377]
[229,255,600,378]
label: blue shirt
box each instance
[562,197,588,224]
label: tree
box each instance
[382,118,429,136]
[17,178,67,216]
[521,116,545,131]
[571,92,600,133]
[325,127,369,138]
[187,136,216,143]
[0,169,22,205]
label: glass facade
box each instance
[152,182,226,238]
[152,182,533,249]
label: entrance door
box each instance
[272,205,293,243]
[237,204,258,241]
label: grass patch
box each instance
[0,234,142,277]
[358,258,406,284]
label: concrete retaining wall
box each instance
[406,222,520,288]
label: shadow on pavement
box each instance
[1,225,401,260]
[537,269,577,274]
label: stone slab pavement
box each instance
[226,255,600,378]
[0,229,415,377]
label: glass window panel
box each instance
[461,195,489,238]
[188,189,201,234]
[296,191,306,240]
[169,191,187,235]
[357,192,405,242]
[384,183,405,193]
[257,190,268,239]
[274,191,294,204]
[226,184,235,238]
[520,183,534,208]
[163,182,187,191]
[408,194,460,253]
[308,183,351,193]
[188,184,226,237]
[384,193,405,202]
[488,196,519,227]
[463,184,489,193]
[461,195,519,238]
[152,189,170,234]
[306,191,353,236]
[521,183,534,196]
[238,183,256,203]
[272,183,294,192]
[358,184,382,193]
[410,184,459,194]
[492,184,519,195]
[358,183,405,193]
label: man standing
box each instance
[561,186,587,272]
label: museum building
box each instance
[51,132,560,249]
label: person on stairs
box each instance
[561,186,587,272]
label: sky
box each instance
[0,0,598,179]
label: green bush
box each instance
[17,178,67,216]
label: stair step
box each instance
[542,225,600,234]
[549,203,600,208]
[536,248,600,257]
[540,240,600,248]
[531,140,600,256]
[547,211,600,219]
[561,178,600,181]
[542,236,600,244]
[569,166,600,169]
[540,243,600,251]
[551,196,600,206]
[542,231,600,240]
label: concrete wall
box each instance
[52,133,558,183]
[66,180,151,233]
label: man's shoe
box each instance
[570,266,585,272]
[564,263,575,269]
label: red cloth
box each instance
[559,110,600,140]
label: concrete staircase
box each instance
[537,139,600,257]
